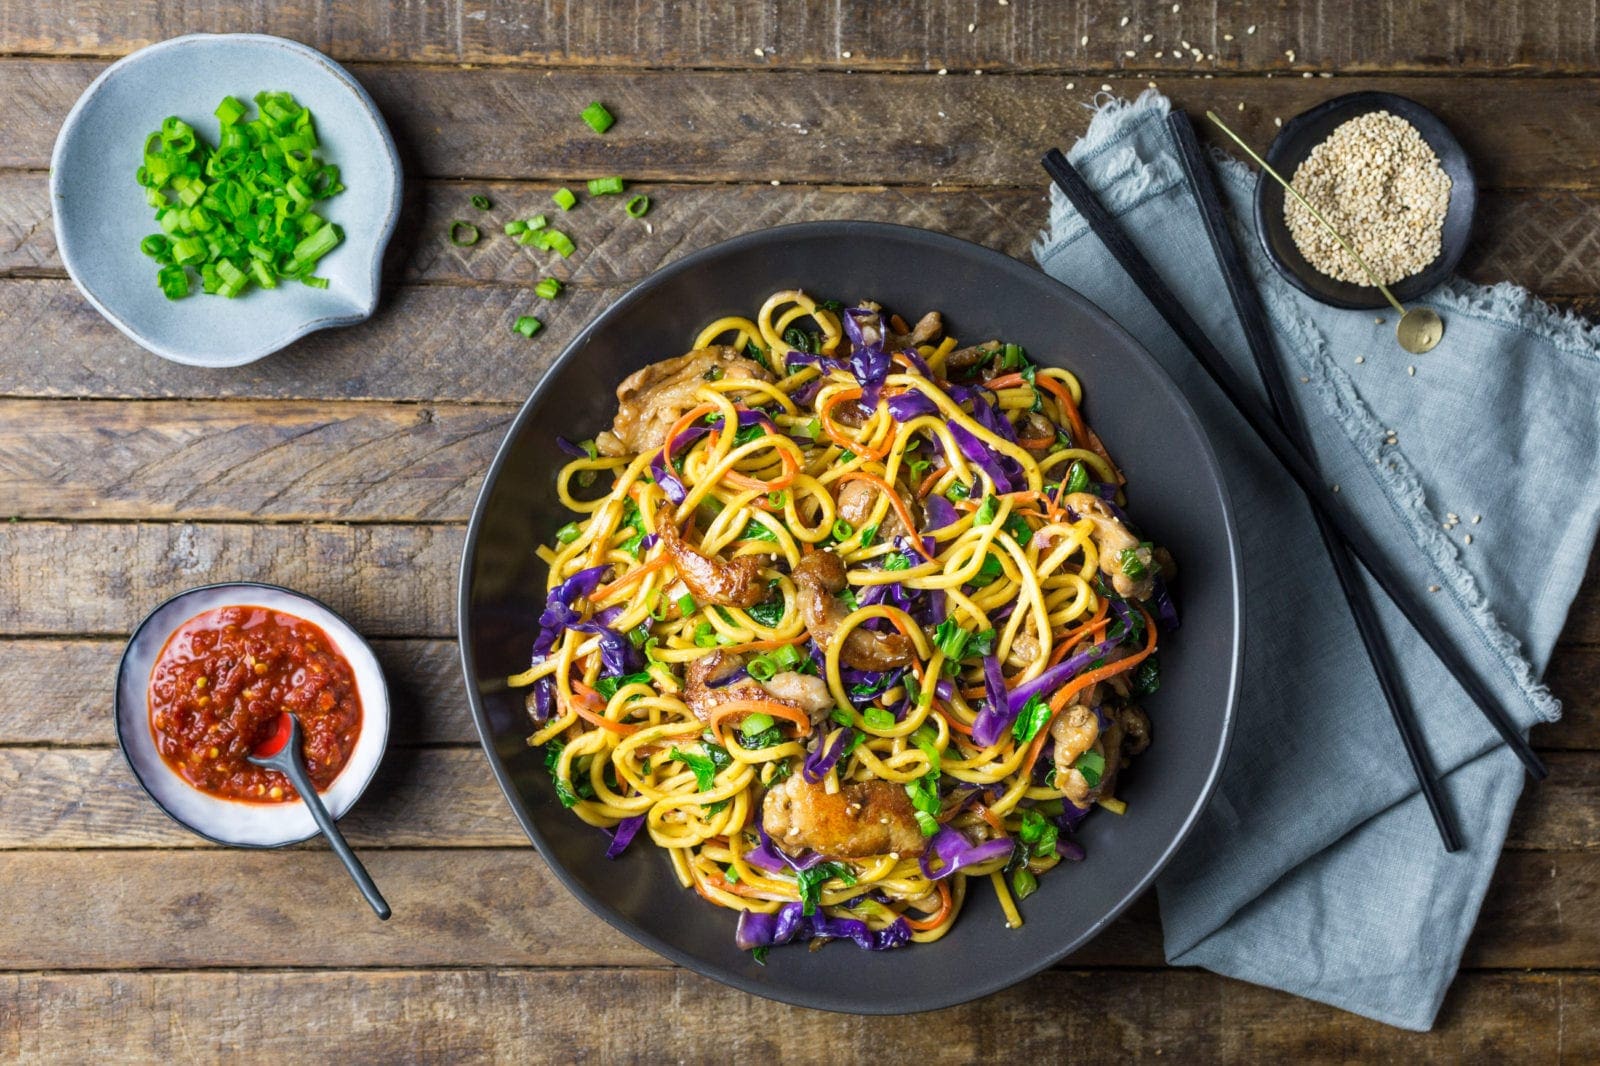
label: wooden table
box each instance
[4,2,1598,1060]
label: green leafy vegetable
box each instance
[932,619,972,662]
[1072,750,1105,788]
[1133,656,1161,696]
[796,861,857,916]
[974,495,998,526]
[669,746,720,791]
[1012,693,1051,744]
[1065,461,1090,496]
[862,706,895,730]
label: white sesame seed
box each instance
[770,179,780,186]
[1407,365,1416,376]
[1332,483,1341,493]
[1121,15,1130,26]
[1102,83,1112,91]
[1355,356,1366,364]
[1248,24,1257,34]
[1207,53,1215,60]
[1224,33,1234,41]
[1148,80,1158,88]
[1302,71,1313,78]
[1066,81,1075,89]
[1465,534,1474,545]
[1473,514,1482,524]
[937,67,948,75]
[841,49,851,58]
[974,68,983,74]
[1143,33,1154,42]
[1275,117,1283,127]
[1375,317,1386,325]
[1298,376,1309,383]
[1320,71,1333,77]
[645,222,653,234]
[968,22,976,33]
[1082,35,1090,46]
[1237,101,1245,110]
[1447,512,1458,520]
[753,47,764,57]
[1172,2,1180,11]
[1154,50,1164,57]
[1428,584,1441,593]
[1126,50,1137,57]
[1285,48,1296,61]
[1181,39,1191,49]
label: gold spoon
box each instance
[1205,110,1444,355]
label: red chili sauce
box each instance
[149,605,362,803]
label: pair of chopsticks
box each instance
[1041,118,1546,850]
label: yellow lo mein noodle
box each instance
[510,291,1173,958]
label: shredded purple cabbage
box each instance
[556,436,590,459]
[1151,577,1181,630]
[1005,637,1118,714]
[1056,802,1092,832]
[707,666,749,689]
[605,814,646,859]
[885,391,938,422]
[529,675,556,722]
[735,901,912,952]
[802,728,855,783]
[918,825,1015,881]
[948,421,1016,494]
[531,564,611,660]
[649,450,689,503]
[970,654,1013,748]
[748,822,825,873]
[922,494,958,531]
[1057,839,1087,862]
[569,619,641,677]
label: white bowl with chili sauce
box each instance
[115,582,390,847]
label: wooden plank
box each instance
[2,745,1590,852]
[0,399,512,522]
[3,1,1599,76]
[8,634,1595,750]
[6,63,1600,189]
[0,522,462,638]
[11,172,1600,298]
[0,847,1589,971]
[0,637,476,745]
[4,969,1598,1064]
[0,748,526,850]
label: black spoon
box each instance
[248,712,391,919]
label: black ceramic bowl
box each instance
[1255,91,1476,309]
[458,221,1242,1014]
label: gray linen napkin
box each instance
[1032,91,1600,1030]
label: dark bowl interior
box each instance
[458,221,1242,1014]
[1254,91,1477,309]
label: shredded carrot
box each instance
[974,803,1008,835]
[700,868,786,901]
[903,880,953,931]
[725,443,800,492]
[1033,375,1089,451]
[707,698,814,746]
[1020,607,1156,779]
[940,703,974,736]
[981,373,1026,391]
[821,387,892,460]
[588,554,668,602]
[566,679,640,735]
[837,471,936,561]
[916,466,943,499]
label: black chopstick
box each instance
[1040,146,1547,782]
[1165,110,1463,851]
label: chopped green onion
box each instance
[931,619,971,662]
[513,315,542,338]
[1011,867,1039,900]
[535,277,563,299]
[946,481,971,502]
[504,220,527,236]
[552,188,577,211]
[771,644,802,670]
[974,495,998,526]
[625,194,651,218]
[587,176,625,196]
[533,228,577,258]
[449,220,480,247]
[858,523,879,547]
[471,194,492,210]
[831,518,855,541]
[883,553,911,572]
[766,490,788,508]
[676,593,696,616]
[741,713,776,736]
[525,215,549,232]
[693,622,719,648]
[862,706,895,730]
[746,656,778,682]
[156,264,190,300]
[213,95,247,126]
[581,101,615,134]
[830,707,853,727]
[555,521,582,544]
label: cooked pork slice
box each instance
[659,523,766,609]
[1063,492,1155,601]
[792,551,914,671]
[762,774,924,858]
[595,347,774,457]
[683,650,834,726]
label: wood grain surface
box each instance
[5,1,1600,1061]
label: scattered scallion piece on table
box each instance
[587,176,624,196]
[625,194,651,218]
[471,194,492,210]
[535,277,563,299]
[553,188,577,211]
[580,101,615,134]
[533,228,577,258]
[525,214,548,231]
[135,91,346,299]
[504,220,527,236]
[449,221,480,247]
[513,315,543,338]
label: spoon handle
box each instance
[279,750,392,920]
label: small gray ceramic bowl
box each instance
[51,34,402,367]
[115,582,391,847]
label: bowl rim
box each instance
[49,32,403,367]
[456,219,1243,1013]
[1252,89,1477,310]
[114,580,393,848]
